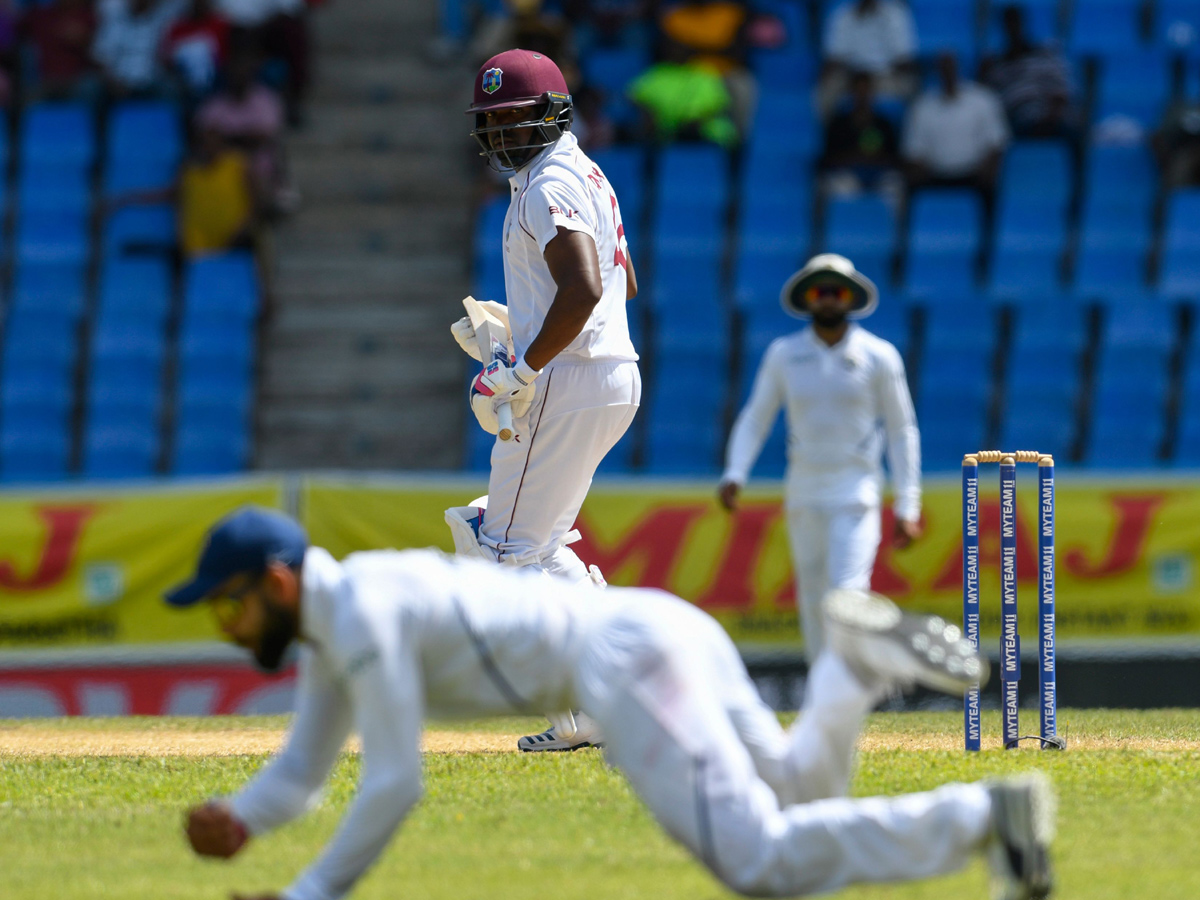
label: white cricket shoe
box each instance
[986,772,1056,900]
[517,711,604,752]
[823,589,989,695]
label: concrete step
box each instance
[273,252,466,294]
[258,404,463,470]
[275,203,469,257]
[289,103,470,153]
[286,149,472,205]
[310,57,456,104]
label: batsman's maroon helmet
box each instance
[467,49,573,171]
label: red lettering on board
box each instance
[0,505,97,592]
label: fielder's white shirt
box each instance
[823,0,916,74]
[228,546,617,900]
[902,82,1010,178]
[503,132,638,364]
[721,324,921,520]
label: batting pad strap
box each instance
[444,506,497,560]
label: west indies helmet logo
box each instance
[482,67,503,94]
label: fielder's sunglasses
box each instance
[804,283,854,304]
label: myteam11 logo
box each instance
[482,67,503,94]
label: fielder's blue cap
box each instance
[164,506,308,608]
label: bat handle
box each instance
[496,402,515,442]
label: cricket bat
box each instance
[463,296,516,442]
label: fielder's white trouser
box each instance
[573,594,992,897]
[481,359,640,574]
[788,503,882,662]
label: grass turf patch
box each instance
[0,710,1197,899]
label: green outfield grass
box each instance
[1,710,1198,900]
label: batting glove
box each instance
[470,358,540,431]
[450,301,511,361]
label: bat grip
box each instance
[496,402,515,442]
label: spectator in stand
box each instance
[195,39,294,212]
[216,0,310,125]
[819,0,916,117]
[179,124,261,257]
[903,52,1009,213]
[562,0,647,47]
[22,0,99,100]
[980,5,1078,140]
[628,37,739,147]
[470,0,579,89]
[93,0,188,97]
[658,0,755,135]
[0,0,17,107]
[819,71,902,201]
[572,83,616,152]
[1153,97,1200,189]
[161,0,231,100]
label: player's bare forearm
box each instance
[525,227,602,370]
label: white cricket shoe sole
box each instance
[517,712,604,753]
[986,772,1057,900]
[824,589,989,695]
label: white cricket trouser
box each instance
[573,595,992,897]
[480,359,640,575]
[788,504,882,662]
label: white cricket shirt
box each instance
[228,546,621,900]
[902,82,1010,178]
[823,0,916,75]
[721,324,921,520]
[502,132,638,364]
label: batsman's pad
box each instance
[444,505,497,560]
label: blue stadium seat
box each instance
[97,259,172,320]
[183,252,260,321]
[18,167,91,215]
[656,145,730,214]
[21,103,95,169]
[990,204,1066,294]
[1068,0,1145,55]
[2,310,78,365]
[1074,196,1152,297]
[921,413,988,471]
[473,196,506,280]
[824,194,896,258]
[904,189,981,295]
[1158,1,1200,54]
[103,158,178,196]
[999,142,1073,213]
[1085,144,1156,209]
[178,323,255,368]
[12,263,87,316]
[999,409,1074,461]
[82,424,159,478]
[1095,51,1171,126]
[107,101,183,166]
[1100,302,1178,351]
[1085,414,1164,467]
[103,205,176,257]
[1010,299,1088,351]
[862,298,910,355]
[1159,190,1200,297]
[1,365,73,415]
[911,0,976,56]
[590,146,645,227]
[643,416,722,475]
[923,307,995,352]
[0,426,71,482]
[734,242,805,311]
[173,424,250,475]
[581,46,647,128]
[91,317,167,364]
[748,91,820,158]
[16,214,89,265]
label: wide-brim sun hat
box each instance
[780,253,879,320]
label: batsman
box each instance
[448,49,641,751]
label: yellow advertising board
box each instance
[0,478,285,646]
[304,474,1200,646]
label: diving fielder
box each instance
[718,254,921,661]
[171,507,1054,900]
[449,49,640,750]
